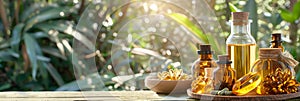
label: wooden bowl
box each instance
[145,76,192,94]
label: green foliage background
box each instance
[0,0,299,91]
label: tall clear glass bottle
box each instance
[270,33,284,51]
[226,12,256,79]
[191,45,217,79]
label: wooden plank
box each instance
[0,91,162,100]
[0,98,121,101]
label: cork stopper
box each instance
[217,55,232,64]
[271,33,282,43]
[259,48,282,55]
[200,45,211,51]
[197,44,213,54]
[232,12,249,25]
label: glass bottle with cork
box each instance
[269,33,297,74]
[251,48,294,94]
[226,12,256,80]
[270,33,284,51]
[213,55,236,90]
[191,45,217,79]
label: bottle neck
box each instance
[270,41,284,52]
[259,54,280,60]
[199,53,213,60]
[270,42,281,47]
[217,63,231,68]
[231,24,249,34]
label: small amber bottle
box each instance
[191,68,214,94]
[270,33,284,51]
[191,45,217,79]
[213,55,236,90]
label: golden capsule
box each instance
[278,84,283,88]
[288,80,296,86]
[278,88,284,93]
[232,72,261,95]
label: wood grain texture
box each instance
[187,89,300,101]
[0,91,162,100]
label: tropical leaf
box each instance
[33,21,95,51]
[0,41,10,49]
[0,83,11,91]
[270,13,283,28]
[24,7,71,31]
[36,55,50,62]
[24,34,38,80]
[293,1,300,20]
[228,3,240,12]
[165,13,209,43]
[38,61,49,88]
[42,62,65,86]
[55,80,79,91]
[166,13,221,54]
[243,0,258,40]
[280,9,295,23]
[11,23,24,52]
[30,32,49,38]
[41,47,67,60]
[20,4,41,22]
[0,50,19,61]
[206,33,225,54]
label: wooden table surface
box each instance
[0,91,190,101]
[1,91,300,101]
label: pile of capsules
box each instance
[262,68,300,94]
[157,65,191,80]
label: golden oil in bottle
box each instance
[213,55,236,90]
[191,45,217,79]
[227,44,256,79]
[226,12,256,80]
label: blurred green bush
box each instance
[0,0,299,91]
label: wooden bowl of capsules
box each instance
[145,64,192,94]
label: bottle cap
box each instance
[217,55,232,64]
[200,45,211,51]
[271,33,282,43]
[232,12,249,25]
[197,44,213,54]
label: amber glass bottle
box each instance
[251,48,293,94]
[191,68,214,94]
[270,33,284,51]
[213,55,236,90]
[191,45,217,79]
[226,12,256,80]
[269,33,296,76]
